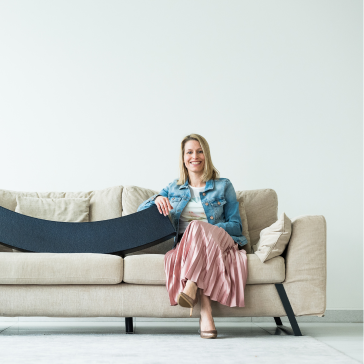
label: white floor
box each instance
[0,321,362,363]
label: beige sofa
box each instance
[0,185,327,336]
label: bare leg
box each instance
[182,279,198,299]
[199,288,216,331]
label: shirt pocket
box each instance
[169,196,182,212]
[210,198,227,207]
[210,198,227,219]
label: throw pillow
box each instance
[15,196,90,222]
[252,212,292,263]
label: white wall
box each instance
[0,0,362,311]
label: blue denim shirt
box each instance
[137,177,248,250]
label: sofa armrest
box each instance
[282,215,327,317]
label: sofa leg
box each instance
[125,317,134,334]
[274,317,283,326]
[274,283,302,336]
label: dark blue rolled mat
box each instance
[0,204,176,257]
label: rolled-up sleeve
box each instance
[136,181,173,212]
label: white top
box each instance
[178,185,208,235]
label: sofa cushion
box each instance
[15,196,90,222]
[0,253,123,284]
[242,189,278,250]
[123,254,285,285]
[122,185,159,217]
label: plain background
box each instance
[0,0,362,312]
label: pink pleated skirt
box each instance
[164,220,248,308]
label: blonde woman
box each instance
[137,134,248,339]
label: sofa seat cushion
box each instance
[123,254,285,285]
[0,253,123,284]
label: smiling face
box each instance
[183,139,205,177]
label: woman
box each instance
[137,134,248,339]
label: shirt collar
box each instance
[179,178,214,192]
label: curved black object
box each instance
[0,204,176,257]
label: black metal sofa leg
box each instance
[274,317,283,326]
[125,317,134,334]
[274,283,302,336]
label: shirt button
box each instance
[203,193,206,196]
[210,216,213,220]
[218,201,221,205]
[205,202,208,206]
[172,198,175,200]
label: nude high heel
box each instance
[198,317,217,339]
[177,289,199,317]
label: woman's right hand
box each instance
[155,196,173,216]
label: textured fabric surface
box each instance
[0,186,123,252]
[15,196,90,222]
[0,252,123,284]
[0,203,174,255]
[164,220,248,307]
[0,283,290,318]
[122,185,175,255]
[253,212,292,263]
[243,189,278,249]
[283,215,327,317]
[123,253,285,285]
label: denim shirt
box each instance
[137,177,248,250]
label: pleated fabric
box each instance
[164,220,248,308]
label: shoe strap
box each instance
[180,292,196,306]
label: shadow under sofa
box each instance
[0,185,327,336]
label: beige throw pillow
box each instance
[15,196,90,222]
[252,212,292,263]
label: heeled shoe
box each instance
[198,317,217,339]
[177,289,198,317]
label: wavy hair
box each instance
[177,134,220,185]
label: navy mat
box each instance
[0,204,176,257]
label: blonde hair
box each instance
[177,134,220,185]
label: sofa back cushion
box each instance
[0,185,123,221]
[242,189,278,250]
[15,196,90,222]
[122,185,159,217]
